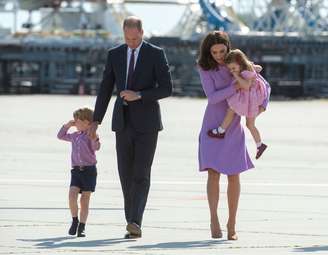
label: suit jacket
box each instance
[93,41,173,132]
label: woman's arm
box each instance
[199,69,235,104]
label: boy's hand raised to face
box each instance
[65,120,75,128]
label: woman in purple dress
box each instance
[198,31,269,240]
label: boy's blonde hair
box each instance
[224,49,252,71]
[73,107,94,122]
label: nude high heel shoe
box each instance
[210,222,222,238]
[226,223,238,240]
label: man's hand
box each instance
[64,120,75,128]
[87,122,99,139]
[90,133,98,140]
[120,90,141,101]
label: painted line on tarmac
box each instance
[0,179,328,187]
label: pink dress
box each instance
[227,70,267,118]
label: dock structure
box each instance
[151,33,328,98]
[1,33,328,97]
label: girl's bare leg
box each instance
[246,117,261,144]
[220,108,235,130]
[246,117,268,159]
[207,169,222,238]
[227,174,240,240]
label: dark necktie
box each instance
[126,49,135,89]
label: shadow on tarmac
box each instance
[1,207,124,211]
[128,239,228,249]
[294,245,328,252]
[17,237,136,248]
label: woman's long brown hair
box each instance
[197,31,231,70]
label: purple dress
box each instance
[198,65,254,175]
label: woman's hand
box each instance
[231,71,239,79]
[250,61,262,73]
[234,81,252,91]
[253,64,263,73]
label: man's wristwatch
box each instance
[136,92,142,100]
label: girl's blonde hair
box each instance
[224,49,252,71]
[73,107,94,122]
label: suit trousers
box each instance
[115,106,158,226]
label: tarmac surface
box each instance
[0,95,328,255]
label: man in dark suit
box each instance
[88,16,172,238]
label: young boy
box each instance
[57,107,100,237]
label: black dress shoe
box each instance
[68,220,79,235]
[124,232,141,239]
[126,223,142,236]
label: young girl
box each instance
[207,49,268,159]
[57,107,100,237]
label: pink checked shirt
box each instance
[57,125,100,167]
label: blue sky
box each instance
[125,4,185,34]
[0,4,186,35]
[2,1,327,35]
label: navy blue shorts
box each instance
[70,165,97,193]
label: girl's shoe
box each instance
[210,223,222,238]
[207,128,225,139]
[256,143,267,159]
